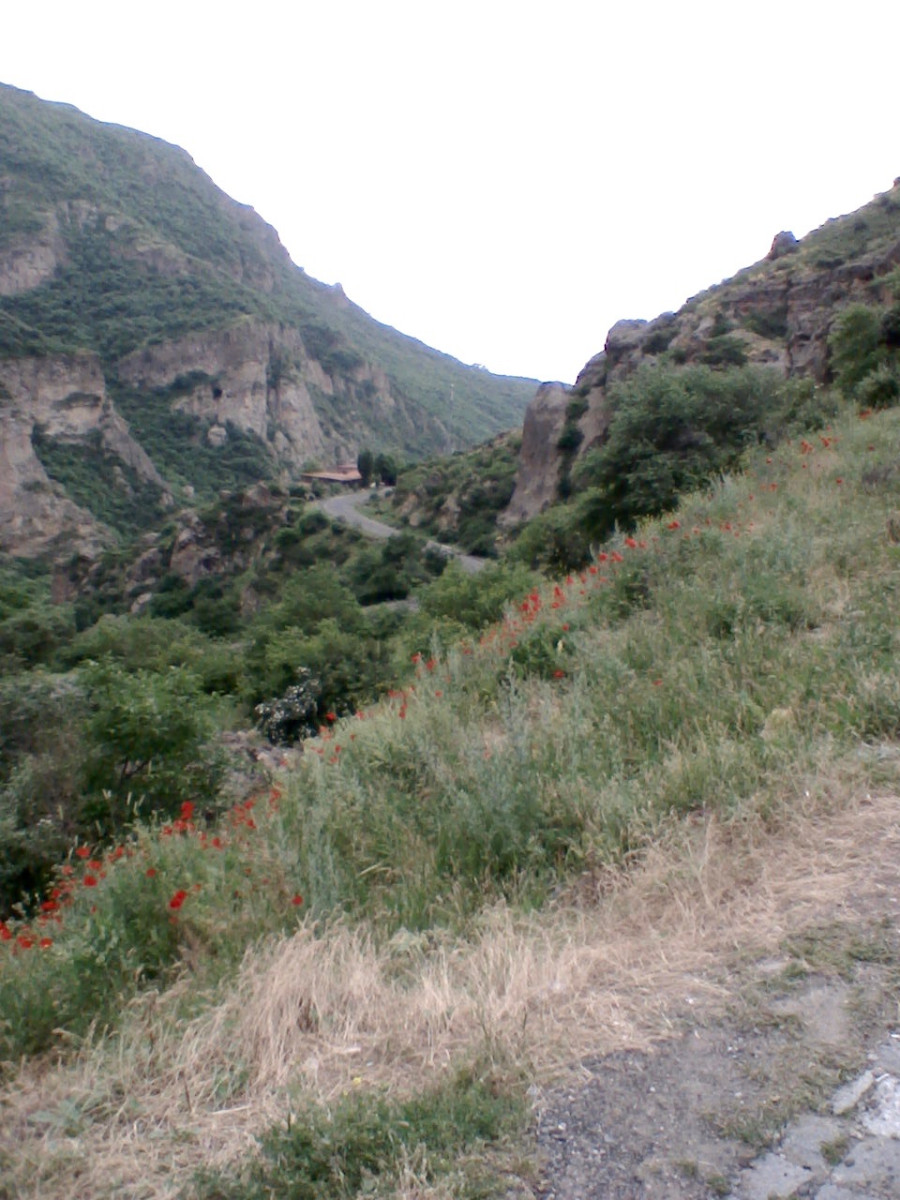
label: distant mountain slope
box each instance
[0,83,536,555]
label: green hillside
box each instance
[2,390,900,1195]
[0,82,535,455]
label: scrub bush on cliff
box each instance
[573,364,785,538]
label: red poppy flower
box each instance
[17,935,34,950]
[83,875,98,887]
[146,867,157,878]
[168,890,188,911]
[0,924,12,942]
[180,801,195,822]
[75,846,91,859]
[39,937,53,949]
[291,894,304,906]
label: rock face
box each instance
[499,383,571,525]
[0,353,164,556]
[504,185,900,524]
[0,210,67,296]
[117,324,330,465]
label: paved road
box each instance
[318,490,487,574]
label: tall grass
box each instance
[3,401,900,1194]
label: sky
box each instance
[2,0,899,385]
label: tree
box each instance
[79,659,224,830]
[374,452,398,486]
[357,448,374,487]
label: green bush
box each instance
[571,364,786,538]
[829,305,885,396]
[78,659,225,832]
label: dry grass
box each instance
[2,776,898,1199]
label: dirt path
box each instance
[318,490,487,573]
[525,810,900,1200]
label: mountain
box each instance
[504,181,900,524]
[0,83,536,557]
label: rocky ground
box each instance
[528,905,900,1199]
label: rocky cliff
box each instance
[504,183,900,524]
[0,352,165,556]
[0,82,535,557]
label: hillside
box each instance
[0,83,536,557]
[503,180,900,530]
[2,398,900,1197]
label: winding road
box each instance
[317,490,487,574]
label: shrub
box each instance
[78,659,225,832]
[829,304,888,396]
[571,364,784,537]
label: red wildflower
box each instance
[146,867,157,878]
[667,520,681,530]
[0,923,12,942]
[324,711,337,723]
[40,899,59,913]
[625,537,637,549]
[17,935,34,950]
[291,894,304,906]
[75,846,91,859]
[168,890,188,911]
[83,875,98,887]
[552,669,566,679]
[180,801,195,822]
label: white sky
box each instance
[3,0,899,384]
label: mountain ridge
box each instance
[0,82,536,557]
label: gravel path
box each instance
[530,943,900,1200]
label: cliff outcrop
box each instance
[504,184,900,524]
[0,353,165,556]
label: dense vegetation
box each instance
[384,432,521,554]
[3,381,900,1194]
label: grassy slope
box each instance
[2,398,900,1196]
[0,82,535,453]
